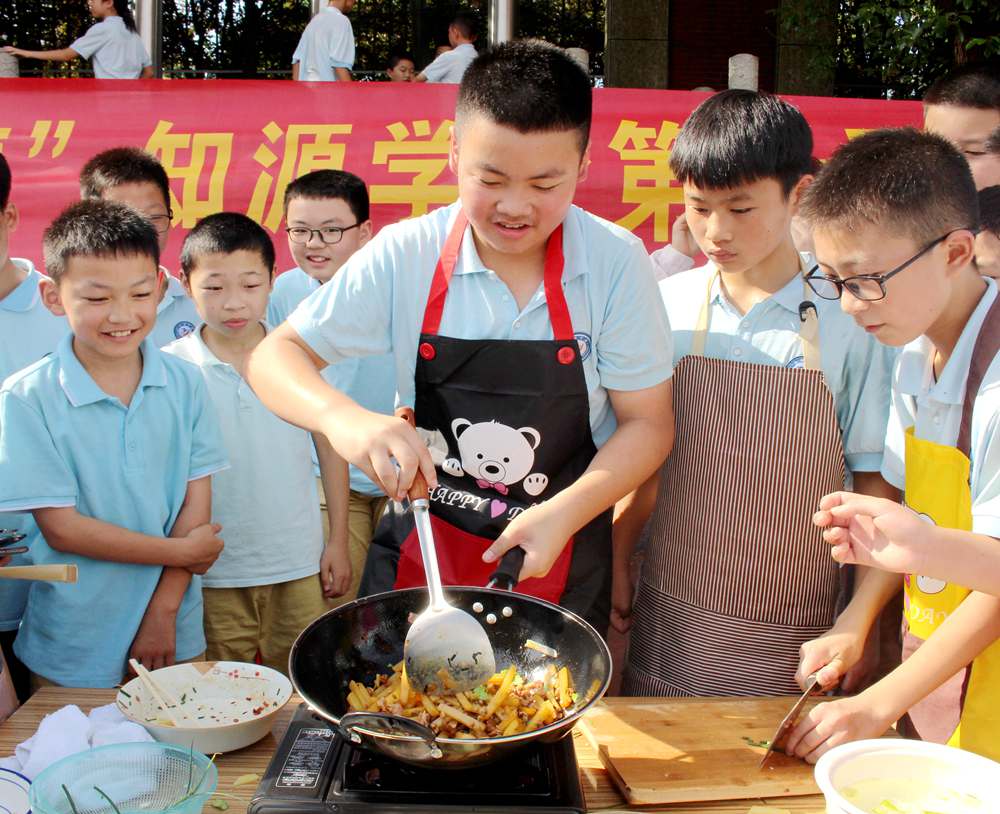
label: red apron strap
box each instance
[542,224,574,342]
[956,289,1000,458]
[421,210,469,336]
[421,212,573,340]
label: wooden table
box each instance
[0,689,827,813]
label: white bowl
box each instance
[814,738,1000,814]
[116,661,292,753]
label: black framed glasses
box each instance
[805,230,966,302]
[145,211,173,235]
[285,223,361,245]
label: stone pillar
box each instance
[604,0,669,89]
[488,0,516,45]
[135,0,162,77]
[0,52,18,78]
[728,54,759,90]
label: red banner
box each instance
[1,79,922,273]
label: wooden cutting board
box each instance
[580,696,822,806]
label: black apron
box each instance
[360,210,611,633]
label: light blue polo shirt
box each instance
[881,278,1000,537]
[288,203,675,449]
[270,267,395,497]
[660,258,895,473]
[149,274,201,347]
[0,335,228,687]
[165,324,325,587]
[0,260,70,632]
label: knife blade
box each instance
[758,671,824,768]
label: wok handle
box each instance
[339,711,443,759]
[487,546,525,591]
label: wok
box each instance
[289,581,612,768]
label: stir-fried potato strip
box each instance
[346,662,578,738]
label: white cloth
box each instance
[69,17,150,79]
[421,42,477,83]
[0,703,152,780]
[291,5,355,81]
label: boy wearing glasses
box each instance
[268,170,395,606]
[784,128,1000,763]
[618,90,896,698]
[79,147,201,345]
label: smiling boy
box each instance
[247,40,674,632]
[618,90,895,698]
[267,171,395,607]
[0,200,227,687]
[785,129,1000,763]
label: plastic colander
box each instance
[29,742,218,814]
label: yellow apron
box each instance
[901,292,1000,760]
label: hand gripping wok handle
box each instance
[487,546,525,591]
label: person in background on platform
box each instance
[923,64,1000,190]
[0,153,69,704]
[166,213,348,674]
[2,0,152,79]
[80,147,201,346]
[292,0,355,82]
[415,11,478,84]
[386,51,416,82]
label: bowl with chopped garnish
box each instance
[116,661,292,753]
[814,739,1000,814]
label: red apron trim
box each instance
[393,513,573,605]
[421,211,468,336]
[419,211,574,342]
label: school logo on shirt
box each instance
[574,332,592,362]
[174,321,196,339]
[785,355,805,369]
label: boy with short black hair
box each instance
[0,153,68,701]
[386,51,415,82]
[268,170,393,608]
[80,146,201,345]
[166,213,348,672]
[0,199,227,688]
[248,40,674,634]
[786,128,1000,763]
[923,64,1000,190]
[415,10,478,84]
[617,90,896,698]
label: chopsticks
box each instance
[128,658,195,727]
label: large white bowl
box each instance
[116,661,292,754]
[814,738,1000,814]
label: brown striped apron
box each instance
[624,272,846,697]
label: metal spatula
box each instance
[402,471,496,694]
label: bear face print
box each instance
[443,418,550,497]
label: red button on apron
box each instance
[557,346,576,365]
[419,342,436,360]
